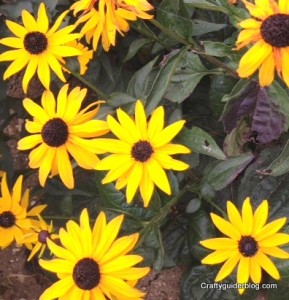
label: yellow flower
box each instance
[0,3,81,93]
[65,40,93,75]
[236,0,289,86]
[17,84,109,189]
[22,215,58,261]
[200,197,289,294]
[39,209,150,300]
[95,100,190,207]
[70,0,154,51]
[0,173,46,248]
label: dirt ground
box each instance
[0,245,183,300]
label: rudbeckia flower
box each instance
[0,173,46,248]
[70,0,154,51]
[200,197,289,294]
[236,0,289,86]
[22,215,58,261]
[17,84,109,189]
[95,100,190,207]
[64,40,93,75]
[0,3,81,93]
[39,209,150,300]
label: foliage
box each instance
[0,0,289,299]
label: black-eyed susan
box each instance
[0,173,46,248]
[200,197,289,294]
[70,0,154,51]
[22,215,58,261]
[0,3,81,93]
[39,208,150,300]
[95,100,190,207]
[17,84,109,189]
[236,0,289,86]
[64,40,93,75]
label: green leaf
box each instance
[0,1,32,20]
[192,20,226,36]
[262,140,289,176]
[184,0,227,13]
[164,51,218,103]
[176,127,226,160]
[157,0,193,39]
[123,38,154,62]
[206,152,254,190]
[107,92,137,108]
[127,56,159,99]
[145,48,187,114]
[188,210,215,260]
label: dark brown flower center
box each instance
[0,211,16,228]
[73,258,100,290]
[41,118,69,147]
[24,31,48,55]
[238,236,259,257]
[261,14,289,47]
[131,140,154,162]
[38,230,50,244]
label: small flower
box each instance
[17,84,109,189]
[0,173,46,248]
[22,215,58,261]
[200,197,289,294]
[70,0,154,51]
[39,209,150,300]
[0,3,81,93]
[95,100,190,207]
[64,40,93,75]
[236,0,289,86]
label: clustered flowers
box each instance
[1,1,289,299]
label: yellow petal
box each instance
[242,197,253,235]
[215,251,240,281]
[237,40,272,78]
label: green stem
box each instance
[64,65,108,99]
[136,185,189,247]
[149,18,239,78]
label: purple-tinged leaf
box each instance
[220,80,289,144]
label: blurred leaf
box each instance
[107,92,137,108]
[162,216,191,264]
[0,140,13,175]
[264,140,289,176]
[176,127,226,160]
[188,210,216,260]
[124,38,154,62]
[206,152,254,190]
[0,1,32,19]
[164,51,219,103]
[186,198,201,213]
[192,19,226,36]
[127,56,159,99]
[184,0,227,13]
[157,0,193,39]
[223,118,251,157]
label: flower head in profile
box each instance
[70,0,154,51]
[200,197,289,294]
[39,209,150,300]
[17,84,109,189]
[236,0,289,86]
[0,173,46,248]
[95,100,190,207]
[0,3,81,93]
[22,215,58,261]
[64,40,93,75]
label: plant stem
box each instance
[149,18,239,78]
[65,65,108,99]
